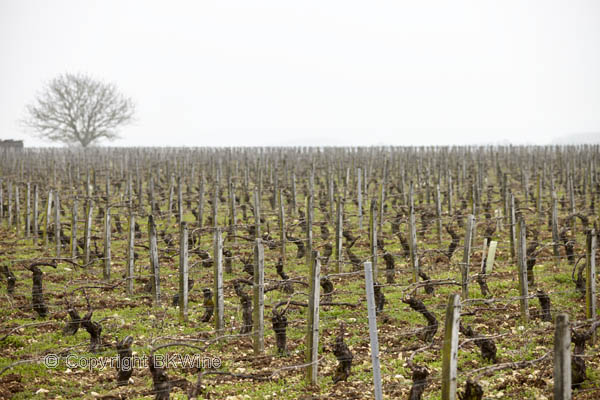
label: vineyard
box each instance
[0,145,598,399]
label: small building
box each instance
[0,140,24,149]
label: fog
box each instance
[1,0,599,147]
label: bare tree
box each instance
[23,73,135,147]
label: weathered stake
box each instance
[335,194,343,273]
[32,184,38,245]
[7,182,12,229]
[103,206,111,280]
[253,189,261,239]
[509,193,517,262]
[179,222,189,320]
[25,182,30,237]
[553,314,571,400]
[306,251,321,385]
[127,211,135,295]
[461,215,474,299]
[408,183,419,282]
[586,230,597,344]
[278,189,286,268]
[441,294,461,400]
[84,199,93,265]
[253,238,265,353]
[213,227,224,331]
[357,168,363,229]
[197,173,205,225]
[517,217,530,324]
[370,199,378,281]
[306,181,314,271]
[45,190,52,247]
[363,261,383,400]
[71,198,78,259]
[54,191,60,258]
[148,215,160,304]
[14,185,19,234]
[436,183,443,244]
[551,191,560,265]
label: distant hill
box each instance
[552,132,600,144]
[0,139,23,148]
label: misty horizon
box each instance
[1,1,600,147]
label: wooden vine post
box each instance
[127,211,135,295]
[569,175,576,233]
[553,314,571,400]
[177,175,183,223]
[103,206,111,280]
[253,188,261,239]
[517,216,530,324]
[357,167,363,229]
[278,189,286,269]
[586,229,597,344]
[551,191,560,264]
[291,171,297,215]
[213,227,224,331]
[436,183,443,244]
[536,175,542,227]
[149,176,156,215]
[253,238,265,353]
[212,184,218,229]
[363,261,383,400]
[167,174,175,222]
[335,193,343,273]
[197,173,205,225]
[54,190,60,258]
[25,182,30,237]
[32,184,38,245]
[327,171,334,220]
[509,192,517,262]
[306,174,314,271]
[447,174,453,215]
[441,294,460,400]
[71,197,78,259]
[7,182,12,229]
[179,222,189,320]
[148,214,160,305]
[229,178,236,243]
[45,189,52,247]
[306,250,321,385]
[370,198,378,281]
[461,214,474,299]
[378,178,385,239]
[14,184,19,234]
[84,199,93,265]
[408,182,419,283]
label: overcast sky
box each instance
[1,0,599,147]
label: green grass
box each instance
[0,177,598,400]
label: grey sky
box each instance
[1,0,599,146]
